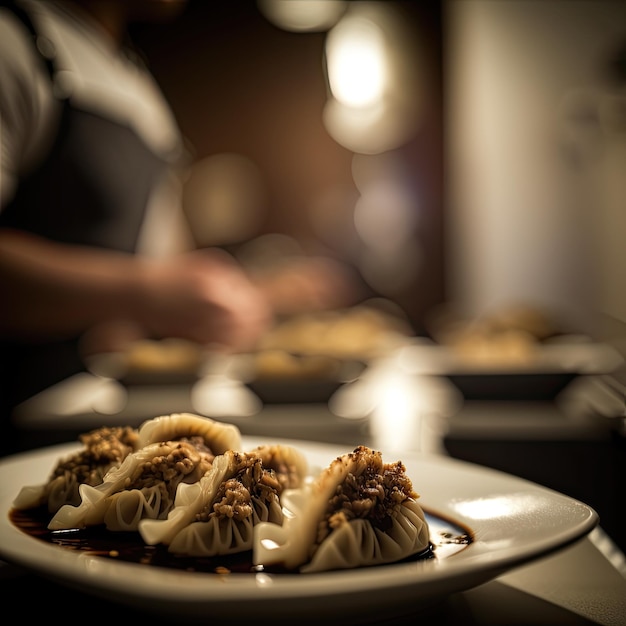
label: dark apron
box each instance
[0,2,171,429]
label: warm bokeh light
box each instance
[353,180,417,253]
[450,495,541,520]
[330,353,460,454]
[191,374,262,418]
[307,148,426,299]
[350,152,423,296]
[257,0,347,32]
[325,14,386,108]
[182,153,267,247]
[322,2,423,154]
[23,373,128,417]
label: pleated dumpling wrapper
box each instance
[47,413,242,531]
[253,445,430,572]
[139,443,308,557]
[12,426,139,514]
[136,412,242,451]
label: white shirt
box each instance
[0,0,191,255]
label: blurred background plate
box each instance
[445,371,578,401]
[398,337,624,402]
[246,378,346,405]
[85,338,208,386]
[239,351,366,405]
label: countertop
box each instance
[1,528,624,624]
[5,352,626,624]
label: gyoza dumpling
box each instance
[253,445,430,572]
[139,449,284,557]
[137,412,242,453]
[12,426,139,514]
[138,443,304,553]
[48,437,215,532]
[46,414,241,531]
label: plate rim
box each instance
[0,437,599,616]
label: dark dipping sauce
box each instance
[10,506,472,574]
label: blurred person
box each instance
[0,0,268,431]
[0,0,273,416]
[0,0,360,437]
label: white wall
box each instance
[444,0,626,333]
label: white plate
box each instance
[0,437,598,622]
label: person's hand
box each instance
[135,248,273,352]
[0,230,271,352]
[252,255,362,316]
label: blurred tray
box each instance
[232,351,365,405]
[245,378,346,405]
[84,339,207,387]
[445,371,578,401]
[398,337,624,402]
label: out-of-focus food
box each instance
[85,338,206,384]
[236,300,412,402]
[256,300,414,362]
[479,305,559,341]
[124,338,205,373]
[428,303,568,366]
[252,350,343,381]
[121,338,206,384]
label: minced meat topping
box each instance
[318,445,417,543]
[126,439,214,499]
[49,426,139,486]
[195,452,282,522]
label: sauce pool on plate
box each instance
[10,506,472,574]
